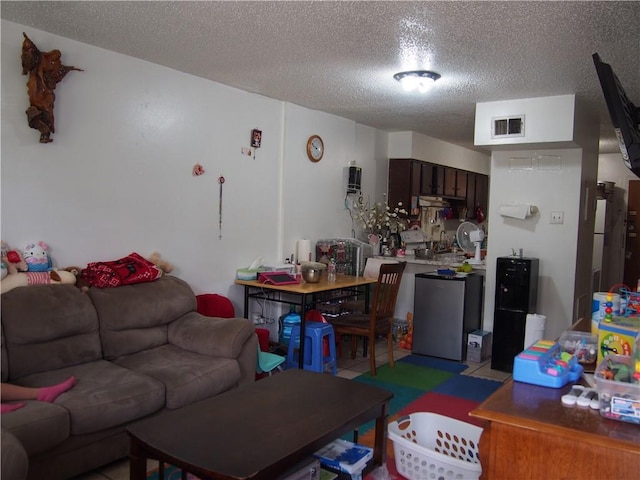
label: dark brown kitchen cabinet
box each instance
[420,163,433,195]
[475,174,489,212]
[444,168,457,197]
[466,173,477,218]
[465,173,489,220]
[389,159,488,218]
[456,170,468,199]
[388,159,421,216]
[443,168,466,199]
[432,165,445,196]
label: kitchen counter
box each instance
[387,254,486,322]
[375,254,487,270]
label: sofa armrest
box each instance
[1,428,28,480]
[168,312,255,359]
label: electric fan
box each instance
[456,222,485,264]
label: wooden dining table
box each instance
[235,274,377,368]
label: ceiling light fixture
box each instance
[393,70,441,93]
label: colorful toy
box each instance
[513,340,583,388]
[23,241,53,272]
[1,241,28,276]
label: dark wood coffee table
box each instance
[127,369,392,479]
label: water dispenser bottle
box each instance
[279,306,301,347]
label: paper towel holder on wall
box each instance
[498,204,538,220]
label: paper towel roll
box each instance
[524,313,546,349]
[498,204,536,220]
[296,239,312,263]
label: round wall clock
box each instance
[306,135,324,162]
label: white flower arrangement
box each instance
[352,194,408,234]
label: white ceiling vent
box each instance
[491,115,525,138]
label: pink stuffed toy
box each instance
[23,241,53,272]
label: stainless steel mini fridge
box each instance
[412,273,483,361]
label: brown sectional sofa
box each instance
[0,276,258,480]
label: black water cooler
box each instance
[491,257,539,372]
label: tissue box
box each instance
[597,317,640,364]
[467,330,491,363]
[236,268,263,280]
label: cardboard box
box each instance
[467,330,492,363]
[597,317,640,364]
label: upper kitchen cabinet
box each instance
[421,163,445,196]
[465,173,489,220]
[388,159,421,216]
[389,159,489,219]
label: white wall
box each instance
[0,21,385,315]
[483,148,585,340]
[475,95,577,147]
[598,153,639,192]
[388,131,490,174]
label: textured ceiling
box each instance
[2,1,639,154]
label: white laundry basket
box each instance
[387,412,483,480]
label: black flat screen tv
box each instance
[592,53,640,178]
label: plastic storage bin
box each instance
[387,413,482,480]
[595,354,640,425]
[558,331,598,366]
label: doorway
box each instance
[623,180,640,289]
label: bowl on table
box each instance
[302,268,324,283]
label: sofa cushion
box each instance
[91,276,196,359]
[113,344,240,409]
[1,428,28,480]
[169,313,256,359]
[1,402,70,456]
[15,361,165,435]
[1,284,102,379]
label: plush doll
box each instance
[62,266,90,293]
[23,241,53,272]
[148,252,174,274]
[1,241,28,275]
[0,270,76,295]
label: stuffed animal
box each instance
[23,241,53,272]
[1,241,28,276]
[148,252,174,274]
[0,270,76,295]
[62,266,90,293]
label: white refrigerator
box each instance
[592,188,625,292]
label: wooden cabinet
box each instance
[443,168,466,199]
[470,318,640,480]
[465,173,477,219]
[389,159,488,218]
[388,159,421,216]
[475,173,489,212]
[465,173,489,220]
[432,165,445,196]
[456,170,468,199]
[420,163,435,195]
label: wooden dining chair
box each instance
[330,261,407,376]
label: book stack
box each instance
[313,439,373,480]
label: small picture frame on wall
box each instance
[251,129,262,148]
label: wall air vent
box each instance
[492,115,525,138]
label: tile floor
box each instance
[72,339,511,480]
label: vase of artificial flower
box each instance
[367,233,382,256]
[353,194,407,252]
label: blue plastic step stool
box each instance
[286,322,337,375]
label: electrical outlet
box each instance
[551,211,564,224]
